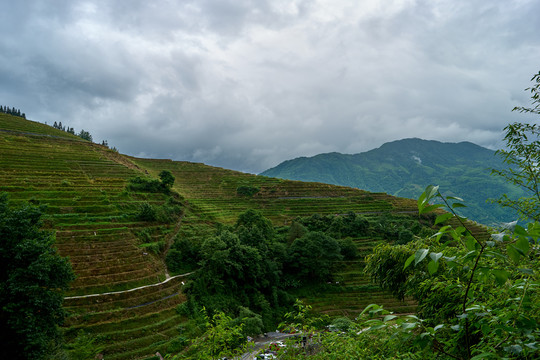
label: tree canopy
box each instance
[0,194,74,360]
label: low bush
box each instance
[127,176,167,193]
[136,202,157,221]
[236,186,260,196]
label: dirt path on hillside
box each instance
[64,271,193,300]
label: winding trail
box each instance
[64,272,193,300]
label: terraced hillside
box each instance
[0,113,188,359]
[131,157,417,225]
[0,113,490,359]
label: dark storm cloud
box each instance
[1,0,539,173]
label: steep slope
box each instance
[261,138,522,224]
[1,113,187,359]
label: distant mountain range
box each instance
[261,138,523,224]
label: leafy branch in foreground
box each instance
[491,123,540,222]
[364,185,539,359]
[491,72,540,222]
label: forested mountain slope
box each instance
[261,138,522,224]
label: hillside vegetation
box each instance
[0,113,492,359]
[261,138,524,225]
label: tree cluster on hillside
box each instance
[52,121,117,151]
[127,170,176,195]
[52,121,94,142]
[0,105,26,119]
[0,194,74,360]
[166,208,436,357]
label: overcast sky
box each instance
[1,0,539,173]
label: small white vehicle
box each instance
[257,354,276,360]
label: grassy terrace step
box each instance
[65,282,183,315]
[58,243,141,257]
[67,273,167,297]
[66,307,180,336]
[54,220,154,230]
[73,266,162,285]
[65,292,185,326]
[71,258,154,275]
[65,276,186,309]
[56,238,139,251]
[56,230,133,243]
[0,114,82,138]
[68,257,154,272]
[71,258,157,278]
[65,253,158,272]
[98,314,184,347]
[305,289,416,316]
[103,327,180,360]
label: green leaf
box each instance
[435,213,453,225]
[484,250,507,261]
[462,250,479,263]
[360,304,379,316]
[414,249,429,266]
[517,268,534,275]
[465,237,477,251]
[421,204,444,214]
[383,315,397,322]
[401,322,417,330]
[434,324,444,332]
[446,196,464,201]
[515,236,530,254]
[492,269,510,285]
[507,245,521,264]
[418,185,440,214]
[433,225,452,241]
[427,260,439,275]
[471,353,495,360]
[514,224,528,237]
[429,252,442,262]
[452,202,467,208]
[403,254,415,270]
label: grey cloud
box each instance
[1,0,539,174]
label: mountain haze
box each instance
[261,138,521,224]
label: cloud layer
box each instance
[1,0,539,173]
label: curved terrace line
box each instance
[64,272,193,300]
